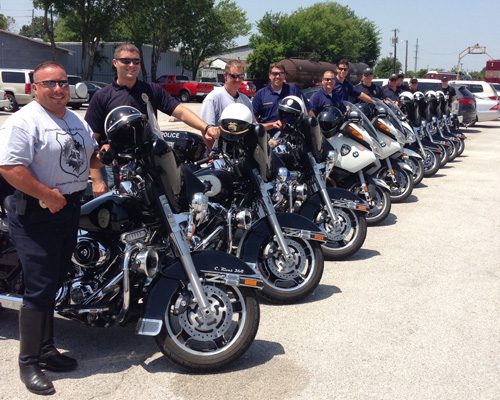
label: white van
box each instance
[0,68,34,112]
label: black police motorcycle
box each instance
[193,103,326,304]
[0,105,263,372]
[271,96,368,260]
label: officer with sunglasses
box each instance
[252,62,311,138]
[309,70,342,115]
[85,43,220,197]
[333,59,374,106]
[0,61,102,395]
[201,59,253,125]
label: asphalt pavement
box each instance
[0,106,499,400]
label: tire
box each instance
[70,104,82,110]
[4,93,18,112]
[257,236,324,303]
[446,139,458,161]
[155,283,260,372]
[179,90,191,103]
[438,144,450,167]
[349,183,391,225]
[406,157,425,186]
[378,166,414,203]
[422,148,440,177]
[456,138,465,156]
[313,206,367,260]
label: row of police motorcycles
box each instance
[0,88,465,371]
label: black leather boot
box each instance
[18,307,55,395]
[39,312,77,372]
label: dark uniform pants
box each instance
[6,193,81,312]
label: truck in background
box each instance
[155,74,214,102]
[484,60,500,84]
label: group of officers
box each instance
[0,42,457,395]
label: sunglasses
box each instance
[227,73,245,80]
[117,58,141,65]
[323,78,334,82]
[337,67,349,71]
[270,71,285,77]
[35,80,69,88]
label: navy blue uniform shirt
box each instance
[252,83,310,125]
[309,88,342,115]
[357,83,386,100]
[382,85,400,101]
[85,79,180,142]
[333,79,361,102]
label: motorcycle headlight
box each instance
[406,131,416,143]
[133,248,159,278]
[277,167,290,183]
[236,209,253,230]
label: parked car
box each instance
[67,75,89,109]
[0,89,10,111]
[449,85,477,126]
[449,80,499,102]
[449,80,500,123]
[239,80,257,98]
[83,81,108,102]
[491,83,500,96]
[0,68,34,112]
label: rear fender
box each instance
[136,250,261,336]
[236,213,325,264]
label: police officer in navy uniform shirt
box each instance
[252,62,311,140]
[382,74,401,102]
[309,70,342,115]
[333,59,374,107]
[0,61,102,395]
[356,68,386,100]
[85,43,220,197]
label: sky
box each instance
[1,0,499,72]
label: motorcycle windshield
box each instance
[372,98,405,134]
[342,101,382,144]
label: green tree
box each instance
[0,13,16,31]
[415,69,428,78]
[178,0,251,80]
[33,1,60,56]
[20,16,48,39]
[247,2,380,81]
[374,57,402,78]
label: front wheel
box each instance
[155,283,260,371]
[3,93,18,112]
[179,90,191,103]
[456,138,465,156]
[313,206,367,260]
[257,236,324,303]
[378,166,414,203]
[422,148,440,177]
[405,157,425,186]
[349,183,391,225]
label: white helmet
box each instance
[278,95,307,123]
[220,103,253,140]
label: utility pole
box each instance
[404,40,408,73]
[414,38,419,72]
[31,9,35,37]
[391,29,399,74]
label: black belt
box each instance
[14,190,85,209]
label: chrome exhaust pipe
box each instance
[0,293,23,310]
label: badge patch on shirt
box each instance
[57,131,88,177]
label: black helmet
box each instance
[220,103,253,141]
[375,105,388,118]
[278,95,305,124]
[104,106,146,152]
[357,102,374,119]
[318,106,343,138]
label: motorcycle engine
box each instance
[71,236,110,268]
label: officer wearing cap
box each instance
[409,77,419,93]
[440,76,457,109]
[382,74,400,102]
[0,61,102,395]
[396,70,410,92]
[356,68,386,100]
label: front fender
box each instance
[401,147,422,159]
[236,213,324,264]
[136,250,261,336]
[397,161,414,173]
[300,188,367,219]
